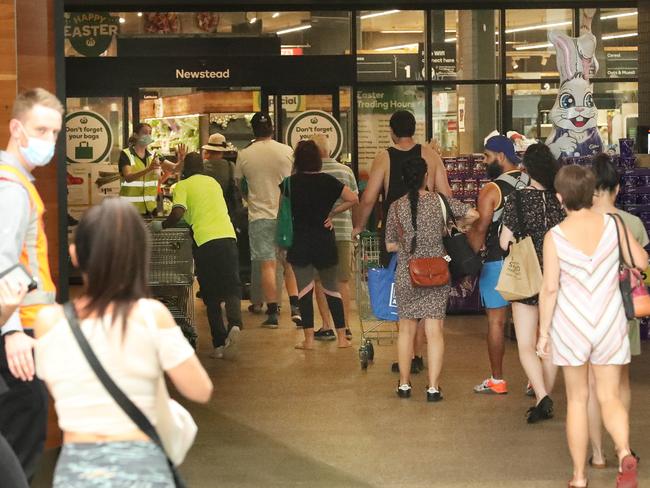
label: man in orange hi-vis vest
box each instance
[0,88,63,483]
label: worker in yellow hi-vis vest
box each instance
[118,122,186,216]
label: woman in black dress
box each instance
[282,140,358,350]
[499,143,565,423]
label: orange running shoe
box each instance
[473,377,508,395]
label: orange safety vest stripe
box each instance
[0,164,56,328]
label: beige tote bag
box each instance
[495,190,543,301]
[495,235,543,301]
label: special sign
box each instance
[285,110,343,159]
[65,111,113,164]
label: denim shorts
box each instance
[249,218,277,261]
[54,441,173,488]
[479,260,509,309]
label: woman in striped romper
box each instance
[537,165,647,488]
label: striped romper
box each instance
[550,215,631,367]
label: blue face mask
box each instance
[19,125,56,167]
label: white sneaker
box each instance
[225,326,241,352]
[211,346,225,359]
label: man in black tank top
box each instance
[467,135,530,395]
[352,110,451,373]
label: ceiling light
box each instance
[444,37,457,43]
[505,20,571,34]
[602,32,638,40]
[375,43,418,52]
[515,42,553,51]
[276,24,312,35]
[360,10,401,20]
[601,11,637,20]
[119,17,126,24]
[137,12,142,17]
[512,59,519,70]
[380,30,423,34]
[272,12,280,19]
[249,17,257,24]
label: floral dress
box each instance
[501,188,566,306]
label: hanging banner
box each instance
[64,12,120,57]
[285,110,343,159]
[65,110,113,164]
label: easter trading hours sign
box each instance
[66,111,113,164]
[285,110,343,159]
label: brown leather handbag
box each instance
[408,257,450,287]
[397,197,450,288]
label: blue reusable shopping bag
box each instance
[367,254,399,321]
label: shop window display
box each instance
[430,10,499,81]
[505,9,573,79]
[357,85,426,180]
[587,8,638,79]
[357,10,425,82]
[65,11,350,57]
[432,85,499,157]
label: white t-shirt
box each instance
[235,139,293,221]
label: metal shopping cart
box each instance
[148,227,198,348]
[355,232,398,369]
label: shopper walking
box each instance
[468,134,530,395]
[201,134,245,330]
[119,122,185,216]
[587,153,649,468]
[156,153,242,359]
[283,140,358,350]
[499,143,564,421]
[0,278,29,488]
[352,110,451,373]
[310,134,358,342]
[235,112,301,328]
[34,198,213,487]
[0,88,62,480]
[385,158,477,401]
[537,164,645,488]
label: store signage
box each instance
[431,43,457,80]
[285,110,343,158]
[357,54,423,82]
[458,97,466,133]
[64,12,119,57]
[65,111,112,164]
[605,50,638,78]
[175,68,230,80]
[281,47,304,56]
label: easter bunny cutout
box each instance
[545,10,603,159]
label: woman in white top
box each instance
[34,198,213,487]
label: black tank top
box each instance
[381,144,422,220]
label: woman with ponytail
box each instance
[385,157,478,401]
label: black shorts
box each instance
[194,238,241,299]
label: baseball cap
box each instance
[251,112,273,134]
[484,135,521,165]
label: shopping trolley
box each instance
[148,226,198,348]
[355,232,398,369]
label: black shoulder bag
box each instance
[62,302,187,488]
[438,194,483,280]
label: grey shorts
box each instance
[53,441,174,488]
[249,219,277,261]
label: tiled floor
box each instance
[33,298,650,487]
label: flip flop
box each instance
[588,456,607,469]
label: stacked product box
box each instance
[443,154,489,208]
[443,154,488,314]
